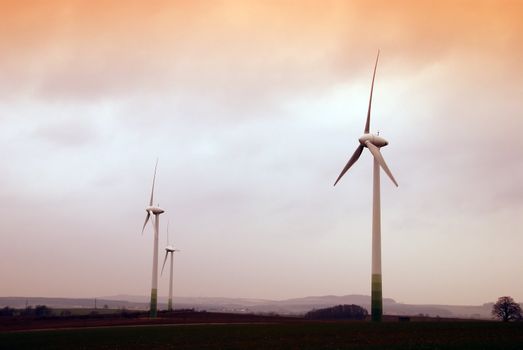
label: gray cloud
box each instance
[33,118,99,148]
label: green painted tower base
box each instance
[150,288,158,318]
[371,274,382,322]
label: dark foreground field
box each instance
[2,321,523,350]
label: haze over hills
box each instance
[1,295,497,319]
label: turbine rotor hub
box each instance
[146,206,165,214]
[359,133,389,148]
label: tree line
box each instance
[305,304,368,320]
[0,305,52,317]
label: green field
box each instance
[1,321,523,350]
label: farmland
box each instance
[1,318,522,350]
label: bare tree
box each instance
[492,296,522,322]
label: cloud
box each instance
[2,1,519,106]
[33,118,99,147]
[0,0,521,142]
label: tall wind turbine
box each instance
[161,221,179,312]
[334,50,398,322]
[142,159,165,318]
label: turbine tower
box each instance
[334,50,398,322]
[142,159,165,318]
[161,221,179,312]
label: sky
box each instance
[1,0,522,306]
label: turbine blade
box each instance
[161,251,169,275]
[365,141,398,187]
[141,212,150,235]
[364,50,380,134]
[149,158,158,206]
[334,145,364,186]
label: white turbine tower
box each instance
[161,221,179,312]
[334,50,398,322]
[142,159,165,318]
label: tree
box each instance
[20,306,34,317]
[34,305,52,317]
[0,307,15,317]
[492,296,522,322]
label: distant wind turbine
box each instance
[142,159,165,318]
[161,221,180,312]
[334,50,398,322]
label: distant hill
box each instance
[0,295,499,319]
[0,297,142,310]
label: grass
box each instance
[1,321,523,350]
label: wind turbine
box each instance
[161,221,179,312]
[334,50,398,322]
[142,159,165,318]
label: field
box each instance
[2,320,523,350]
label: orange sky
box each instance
[2,0,522,100]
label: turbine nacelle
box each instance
[359,134,388,148]
[146,206,165,215]
[162,245,180,275]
